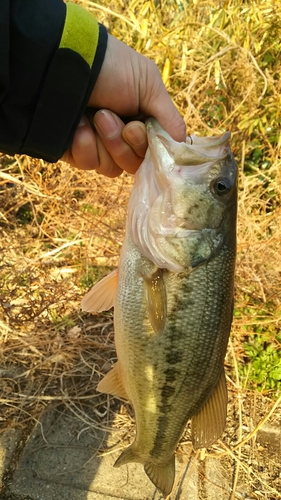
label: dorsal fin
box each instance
[81,268,118,312]
[97,362,128,400]
[191,370,227,449]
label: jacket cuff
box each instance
[21,3,108,162]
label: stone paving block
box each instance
[9,405,164,500]
[205,457,230,499]
[7,404,235,499]
[0,429,21,489]
[257,423,281,457]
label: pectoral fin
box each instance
[97,362,128,400]
[81,268,118,312]
[143,269,167,334]
[191,370,227,449]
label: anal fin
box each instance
[97,362,128,400]
[81,268,118,312]
[191,369,227,449]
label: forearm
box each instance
[0,0,107,162]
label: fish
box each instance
[81,118,237,497]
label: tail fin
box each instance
[114,444,175,496]
[144,457,175,496]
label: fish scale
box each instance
[115,235,235,461]
[81,118,237,496]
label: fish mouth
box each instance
[147,118,231,168]
[146,118,236,193]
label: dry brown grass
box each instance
[1,0,281,498]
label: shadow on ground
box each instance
[5,402,166,500]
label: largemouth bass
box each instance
[82,119,237,496]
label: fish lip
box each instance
[147,118,231,148]
[146,119,237,192]
[146,118,232,168]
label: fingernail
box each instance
[94,110,120,139]
[78,116,87,127]
[124,124,146,147]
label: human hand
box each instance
[62,35,186,177]
[62,111,148,177]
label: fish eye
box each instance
[212,177,232,196]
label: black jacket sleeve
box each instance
[0,0,107,162]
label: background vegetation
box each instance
[0,0,280,498]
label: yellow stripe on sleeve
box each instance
[59,2,99,67]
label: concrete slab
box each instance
[0,428,21,489]
[204,457,231,499]
[257,423,281,457]
[9,405,164,500]
[6,404,235,499]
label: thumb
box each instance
[139,59,186,143]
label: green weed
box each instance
[80,204,102,216]
[16,202,33,225]
[51,312,76,330]
[79,265,112,290]
[240,333,281,393]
